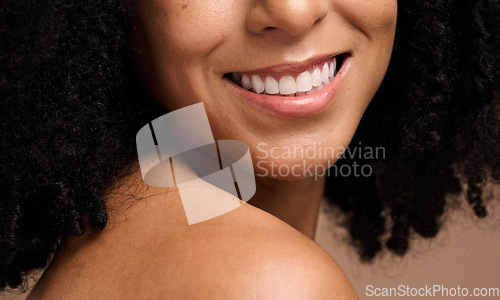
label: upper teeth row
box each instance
[233,57,337,96]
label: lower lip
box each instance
[227,56,350,118]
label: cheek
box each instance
[333,0,397,38]
[132,1,237,110]
[136,1,233,60]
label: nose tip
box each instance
[246,0,328,38]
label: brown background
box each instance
[316,185,500,299]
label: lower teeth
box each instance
[249,80,330,96]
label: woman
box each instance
[0,0,498,298]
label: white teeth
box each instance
[241,75,252,90]
[296,71,313,92]
[311,67,322,87]
[251,75,265,94]
[279,76,297,95]
[321,63,330,84]
[306,83,324,95]
[233,56,340,96]
[264,76,279,94]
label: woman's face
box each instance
[132,0,397,180]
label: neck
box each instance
[249,175,325,240]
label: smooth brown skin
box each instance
[30,0,397,298]
[30,173,357,299]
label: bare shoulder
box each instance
[29,198,357,299]
[149,203,358,299]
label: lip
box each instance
[227,54,350,118]
[235,53,343,76]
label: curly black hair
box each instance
[1,0,499,291]
[325,0,500,259]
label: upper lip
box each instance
[232,53,343,76]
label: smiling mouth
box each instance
[225,54,345,97]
